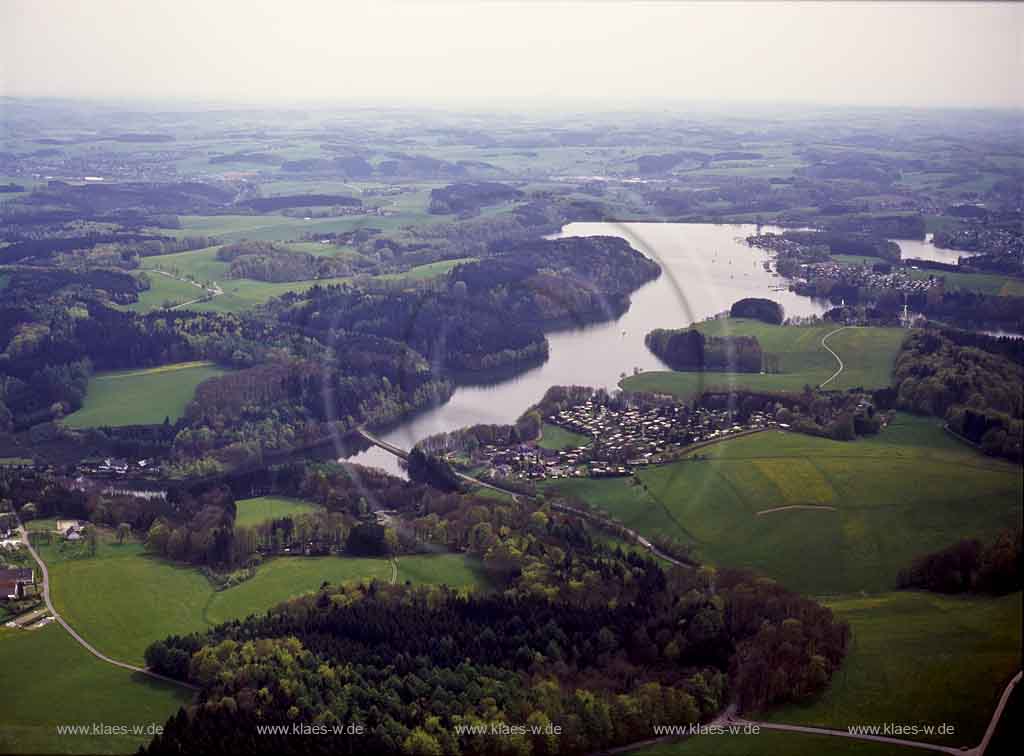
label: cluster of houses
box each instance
[798,260,940,297]
[76,457,153,477]
[471,399,778,482]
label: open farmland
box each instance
[63,362,227,428]
[0,625,192,755]
[396,553,487,589]
[620,319,907,399]
[37,533,483,664]
[137,246,474,314]
[551,414,1022,595]
[766,591,1021,748]
[537,422,593,451]
[233,496,322,528]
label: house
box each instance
[0,568,35,600]
[57,520,86,541]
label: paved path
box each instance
[819,325,850,388]
[16,519,197,691]
[732,717,962,754]
[972,669,1021,755]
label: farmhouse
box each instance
[57,520,86,541]
[0,568,35,600]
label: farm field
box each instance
[120,271,208,313]
[550,414,1022,595]
[766,591,1022,748]
[0,625,192,755]
[203,555,394,625]
[233,496,322,527]
[63,362,227,428]
[396,553,487,589]
[166,208,445,242]
[537,422,592,451]
[37,534,484,664]
[138,246,472,314]
[620,319,907,398]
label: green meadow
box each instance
[0,625,192,755]
[550,414,1022,595]
[621,319,907,399]
[38,534,485,665]
[63,361,227,428]
[396,553,487,589]
[767,591,1022,748]
[120,272,207,313]
[138,245,473,314]
[537,422,592,451]
[233,496,322,528]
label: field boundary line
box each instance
[756,504,837,515]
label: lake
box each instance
[893,234,974,265]
[344,222,830,475]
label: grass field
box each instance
[234,496,322,528]
[537,422,592,451]
[203,556,394,625]
[550,414,1022,595]
[396,553,487,589]
[39,534,485,664]
[137,246,473,314]
[63,361,227,428]
[121,272,207,312]
[0,625,192,755]
[165,209,445,242]
[621,319,907,399]
[766,591,1022,748]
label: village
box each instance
[795,259,941,298]
[467,399,778,482]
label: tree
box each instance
[402,728,442,756]
[147,521,171,555]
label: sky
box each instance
[2,1,1021,109]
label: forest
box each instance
[729,298,784,325]
[645,328,764,373]
[140,493,849,756]
[894,330,1023,461]
[897,529,1021,595]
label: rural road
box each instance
[819,325,850,388]
[15,519,197,691]
[149,269,223,310]
[730,717,963,755]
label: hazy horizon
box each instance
[2,1,1022,110]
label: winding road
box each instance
[819,325,850,388]
[15,517,197,691]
